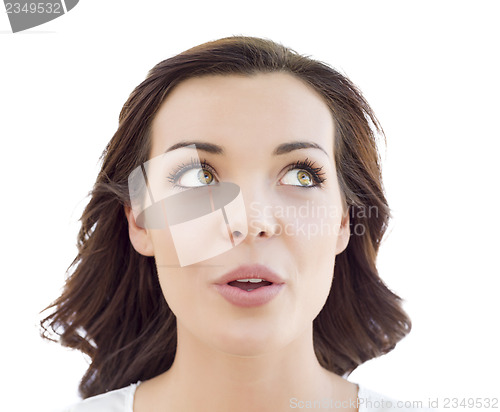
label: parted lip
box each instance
[214,264,285,285]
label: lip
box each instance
[212,264,285,308]
[214,264,285,285]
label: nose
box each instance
[229,185,280,243]
[231,219,276,241]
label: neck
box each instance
[148,322,356,412]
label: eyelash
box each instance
[166,157,327,188]
[285,158,327,188]
[166,157,215,186]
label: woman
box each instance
[41,36,428,411]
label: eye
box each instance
[279,158,327,188]
[178,167,215,187]
[167,158,218,188]
[281,169,314,187]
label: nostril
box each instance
[233,230,243,238]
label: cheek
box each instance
[280,200,343,266]
[149,227,181,268]
[149,229,197,318]
[280,207,342,315]
[289,226,336,312]
[155,264,208,324]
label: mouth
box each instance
[227,279,273,292]
[215,264,285,285]
[213,264,285,308]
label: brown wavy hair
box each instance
[40,35,411,399]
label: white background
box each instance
[1,1,499,411]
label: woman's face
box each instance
[133,72,349,356]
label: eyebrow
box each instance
[165,141,224,154]
[165,140,328,156]
[273,141,328,156]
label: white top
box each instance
[64,381,434,411]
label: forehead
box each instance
[150,72,335,158]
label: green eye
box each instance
[177,167,215,187]
[297,170,312,186]
[166,157,219,189]
[281,169,314,187]
[197,169,214,185]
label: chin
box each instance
[210,321,287,357]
